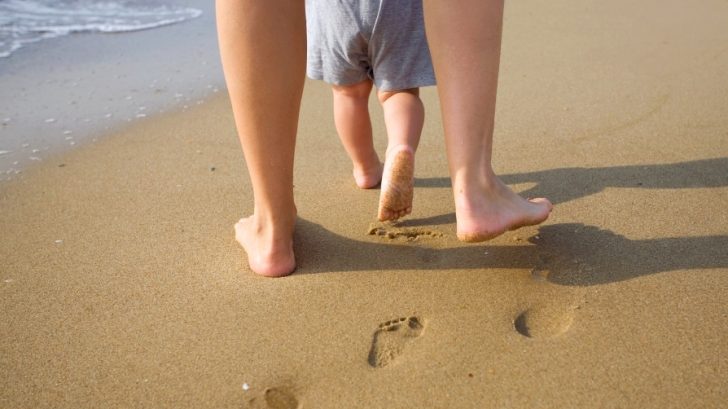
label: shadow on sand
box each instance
[414,157,728,205]
[293,219,728,286]
[292,158,728,285]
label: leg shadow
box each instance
[292,218,728,286]
[415,157,728,205]
[531,223,728,286]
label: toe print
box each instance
[368,316,425,368]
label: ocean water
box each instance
[0,0,220,179]
[0,0,202,58]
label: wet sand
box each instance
[0,0,222,178]
[1,0,727,407]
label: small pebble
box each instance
[63,130,72,135]
[0,150,10,155]
[242,383,250,391]
[55,240,63,244]
[44,118,56,123]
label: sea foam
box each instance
[0,0,202,58]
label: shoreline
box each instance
[0,0,222,181]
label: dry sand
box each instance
[1,0,727,407]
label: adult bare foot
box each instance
[352,160,383,189]
[378,146,415,221]
[234,214,296,277]
[455,177,552,242]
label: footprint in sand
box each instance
[368,223,443,241]
[514,305,575,339]
[368,316,425,368]
[248,387,299,409]
[263,388,299,409]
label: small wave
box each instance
[0,0,202,58]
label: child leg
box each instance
[332,80,383,189]
[376,88,425,221]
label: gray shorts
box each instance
[305,0,435,91]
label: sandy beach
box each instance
[1,0,727,408]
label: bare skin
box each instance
[332,81,382,189]
[423,0,551,241]
[377,89,423,221]
[234,210,296,277]
[217,0,551,276]
[378,145,415,221]
[332,83,424,221]
[216,0,304,276]
[455,176,552,242]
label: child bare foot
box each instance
[234,215,296,277]
[352,160,384,189]
[455,177,552,242]
[378,146,415,221]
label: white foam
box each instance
[0,0,202,59]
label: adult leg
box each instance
[423,0,552,241]
[376,88,425,221]
[331,80,382,189]
[216,0,305,276]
